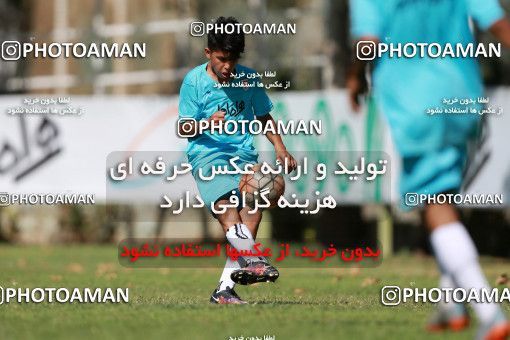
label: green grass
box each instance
[0,245,508,340]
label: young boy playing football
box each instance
[178,16,296,304]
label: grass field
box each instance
[0,245,508,340]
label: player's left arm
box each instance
[489,18,510,47]
[467,0,510,46]
[257,113,297,172]
[252,80,296,172]
[346,37,378,112]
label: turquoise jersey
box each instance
[350,0,505,202]
[178,63,273,175]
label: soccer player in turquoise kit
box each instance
[178,16,296,304]
[349,0,510,338]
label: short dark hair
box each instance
[207,16,245,60]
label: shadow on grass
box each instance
[250,300,326,305]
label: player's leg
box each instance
[210,202,246,304]
[425,202,470,331]
[427,271,469,332]
[239,205,262,237]
[196,165,250,304]
[397,147,505,334]
[211,201,276,303]
[426,202,510,338]
[228,207,279,285]
[215,201,264,260]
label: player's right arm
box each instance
[347,0,381,112]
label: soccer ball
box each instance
[239,164,285,208]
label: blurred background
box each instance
[0,0,509,259]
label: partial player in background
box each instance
[348,0,510,339]
[178,16,296,304]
